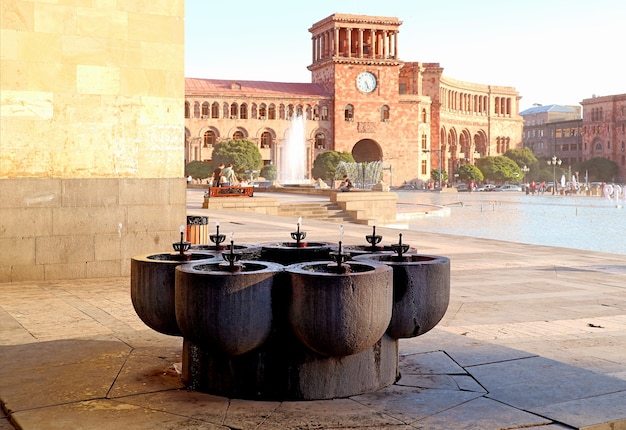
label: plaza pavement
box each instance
[1,190,626,429]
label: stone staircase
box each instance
[278,202,353,223]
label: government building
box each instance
[185,13,524,186]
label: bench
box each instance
[208,186,254,198]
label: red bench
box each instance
[208,186,254,197]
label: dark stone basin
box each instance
[353,253,450,338]
[131,251,217,336]
[175,260,284,356]
[259,241,334,265]
[191,244,262,260]
[286,261,392,356]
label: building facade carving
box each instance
[185,13,523,186]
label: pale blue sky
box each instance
[185,0,624,111]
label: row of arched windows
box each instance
[439,88,514,117]
[494,97,512,116]
[495,136,511,153]
[198,129,328,150]
[185,101,329,121]
[589,107,603,122]
[441,88,490,115]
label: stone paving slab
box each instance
[1,195,626,429]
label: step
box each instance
[277,202,353,222]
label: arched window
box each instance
[287,104,294,120]
[268,104,276,120]
[239,103,248,119]
[233,131,244,139]
[315,132,326,149]
[380,105,390,122]
[230,103,238,119]
[193,102,200,118]
[321,106,329,121]
[203,130,216,148]
[222,102,229,118]
[185,102,190,118]
[279,104,285,120]
[211,102,219,118]
[313,106,320,120]
[201,102,209,118]
[344,104,354,121]
[261,132,272,148]
[259,104,267,119]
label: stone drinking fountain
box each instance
[131,226,218,336]
[131,220,450,400]
[257,217,335,265]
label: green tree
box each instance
[211,139,262,176]
[260,164,277,181]
[184,160,212,180]
[504,147,538,168]
[476,156,522,183]
[312,151,355,182]
[457,164,483,183]
[505,147,539,181]
[430,168,448,184]
[573,157,619,182]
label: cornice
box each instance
[308,58,403,71]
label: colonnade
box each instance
[312,27,399,63]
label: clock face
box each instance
[356,72,377,93]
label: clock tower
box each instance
[307,14,415,174]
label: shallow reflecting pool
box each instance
[393,191,626,255]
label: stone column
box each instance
[393,31,399,59]
[383,30,388,58]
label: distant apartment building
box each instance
[520,104,582,166]
[185,13,523,186]
[581,94,626,182]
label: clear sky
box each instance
[185,0,624,111]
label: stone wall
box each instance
[0,1,186,282]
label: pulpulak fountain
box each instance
[131,221,450,400]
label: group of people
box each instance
[525,181,547,195]
[211,163,238,187]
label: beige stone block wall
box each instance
[0,178,186,282]
[0,1,186,282]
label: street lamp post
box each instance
[547,156,562,195]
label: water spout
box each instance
[279,115,308,184]
[336,161,383,190]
